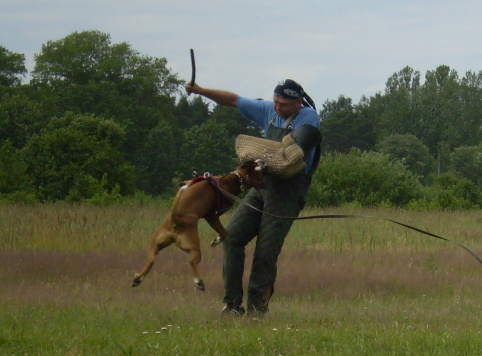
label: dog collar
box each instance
[233,171,245,192]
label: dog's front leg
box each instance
[205,214,228,247]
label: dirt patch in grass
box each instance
[2,246,480,308]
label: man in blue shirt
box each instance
[185,79,320,319]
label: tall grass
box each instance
[1,203,481,355]
[0,202,168,251]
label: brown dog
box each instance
[131,159,267,291]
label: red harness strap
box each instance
[189,176,233,216]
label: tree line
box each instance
[1,31,481,208]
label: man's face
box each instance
[273,96,302,119]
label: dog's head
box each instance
[237,159,267,189]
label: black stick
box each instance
[190,48,196,86]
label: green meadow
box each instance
[1,203,481,355]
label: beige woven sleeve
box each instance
[235,135,306,179]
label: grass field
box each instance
[1,203,481,355]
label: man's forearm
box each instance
[185,82,238,108]
[198,87,238,107]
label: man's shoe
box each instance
[221,304,245,318]
[247,305,268,320]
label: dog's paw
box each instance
[131,276,144,287]
[194,279,205,291]
[211,236,222,247]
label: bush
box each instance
[66,173,122,205]
[0,191,37,204]
[408,173,481,210]
[308,149,422,207]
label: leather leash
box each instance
[214,183,482,266]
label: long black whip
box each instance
[215,183,482,266]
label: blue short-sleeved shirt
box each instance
[236,96,321,174]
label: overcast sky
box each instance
[2,0,481,107]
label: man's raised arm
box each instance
[185,82,238,108]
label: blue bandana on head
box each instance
[274,79,304,99]
[273,79,316,110]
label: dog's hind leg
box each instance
[132,228,174,287]
[131,247,157,287]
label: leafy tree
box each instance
[459,70,482,146]
[0,141,34,201]
[319,95,353,120]
[376,66,422,139]
[175,119,237,179]
[22,112,135,201]
[449,145,482,186]
[385,66,421,95]
[31,31,181,118]
[30,30,183,193]
[376,134,435,180]
[418,65,462,154]
[136,120,181,195]
[320,96,376,153]
[0,93,46,148]
[0,46,27,87]
[175,95,210,129]
[436,140,452,175]
[364,65,482,179]
[5,33,480,206]
[210,104,261,138]
[32,31,177,90]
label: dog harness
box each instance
[189,175,233,217]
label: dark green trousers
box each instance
[222,172,311,308]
